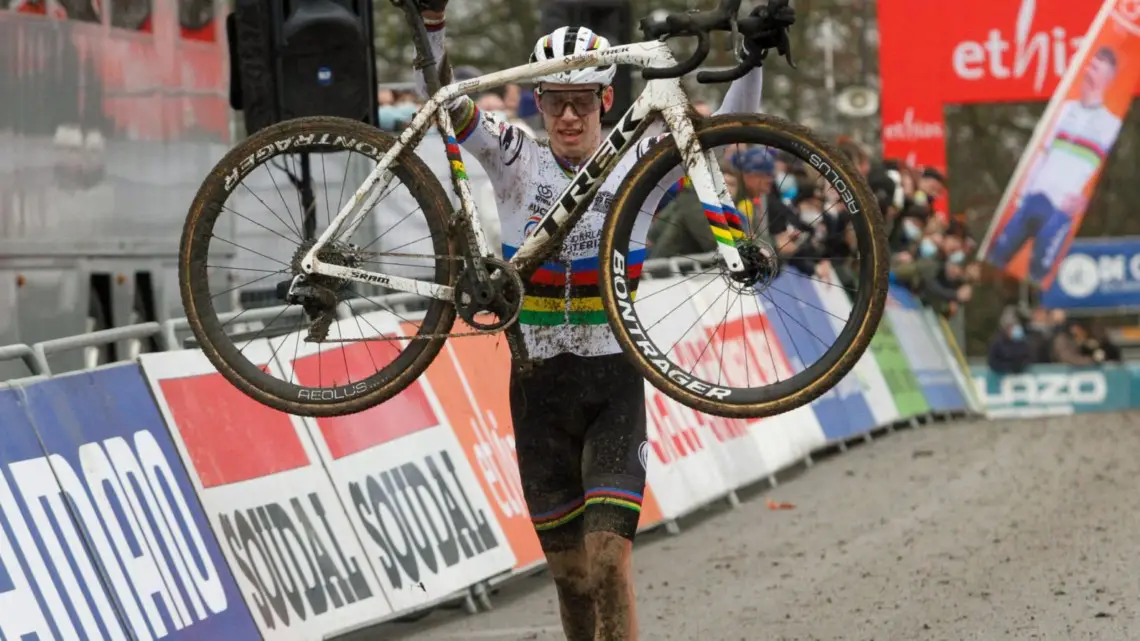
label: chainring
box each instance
[455,257,525,331]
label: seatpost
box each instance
[402,3,442,96]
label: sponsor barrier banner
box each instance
[631,274,743,518]
[1041,237,1140,309]
[277,313,518,614]
[140,345,393,641]
[865,314,930,419]
[763,273,862,441]
[679,274,828,483]
[884,286,969,413]
[808,272,899,428]
[415,321,668,573]
[929,313,986,415]
[978,0,1140,288]
[970,363,1133,417]
[0,366,261,641]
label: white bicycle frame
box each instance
[297,37,749,302]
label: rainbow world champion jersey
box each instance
[1025,100,1122,209]
[418,24,764,359]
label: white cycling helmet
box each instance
[530,26,617,87]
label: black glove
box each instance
[744,0,796,64]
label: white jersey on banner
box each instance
[1024,100,1122,207]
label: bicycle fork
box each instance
[660,105,750,272]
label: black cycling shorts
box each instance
[509,352,648,551]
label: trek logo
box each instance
[951,0,1085,91]
[611,250,731,401]
[977,370,1107,406]
[535,109,647,238]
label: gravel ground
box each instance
[347,413,1140,641]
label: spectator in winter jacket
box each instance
[988,310,1033,374]
[1051,319,1097,366]
[1024,307,1055,363]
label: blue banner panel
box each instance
[773,272,878,435]
[11,365,262,641]
[885,286,968,412]
[1041,238,1140,310]
[763,273,859,441]
[0,386,78,641]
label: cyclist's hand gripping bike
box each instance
[179,0,888,419]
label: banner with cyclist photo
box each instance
[978,0,1140,289]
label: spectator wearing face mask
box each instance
[889,208,928,253]
[988,306,1033,374]
[905,231,971,316]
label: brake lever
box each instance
[778,29,796,68]
[728,15,742,61]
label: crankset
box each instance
[454,256,524,331]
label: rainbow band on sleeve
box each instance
[452,100,480,143]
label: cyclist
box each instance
[414,2,793,639]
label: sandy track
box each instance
[346,413,1140,640]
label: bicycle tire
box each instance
[599,113,889,419]
[180,116,457,417]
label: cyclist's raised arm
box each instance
[413,16,534,189]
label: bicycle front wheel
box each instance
[599,113,889,419]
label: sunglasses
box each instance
[536,88,604,117]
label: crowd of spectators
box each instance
[646,135,983,319]
[377,65,538,137]
[988,306,1122,374]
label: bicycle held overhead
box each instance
[177,0,886,422]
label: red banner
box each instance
[979,0,1140,287]
[878,0,1139,172]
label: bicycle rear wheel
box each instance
[180,116,457,417]
[599,113,889,419]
